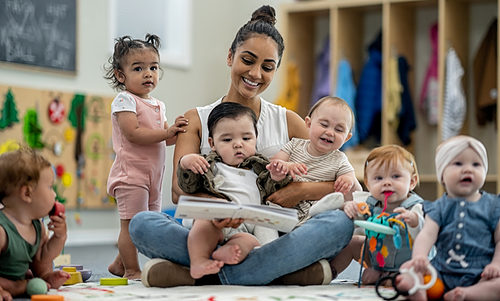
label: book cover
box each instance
[174,195,299,232]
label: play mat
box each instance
[45,280,403,300]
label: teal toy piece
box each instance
[354,220,396,235]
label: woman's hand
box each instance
[212,218,244,230]
[266,182,306,208]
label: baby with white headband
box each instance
[396,135,500,301]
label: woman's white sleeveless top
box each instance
[197,97,289,158]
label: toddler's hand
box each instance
[409,255,430,275]
[287,162,307,180]
[266,160,288,178]
[334,175,354,195]
[212,218,244,230]
[482,263,500,280]
[166,115,189,139]
[181,154,210,174]
[343,201,358,219]
[48,213,67,240]
[393,208,419,228]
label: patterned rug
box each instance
[45,280,403,300]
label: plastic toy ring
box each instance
[400,264,437,295]
[387,218,405,229]
[357,202,371,216]
[374,264,438,300]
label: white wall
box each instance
[0,0,290,245]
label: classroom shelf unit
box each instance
[279,0,499,200]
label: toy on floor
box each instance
[62,267,82,285]
[59,265,92,282]
[100,278,128,286]
[26,278,48,296]
[30,295,64,301]
[374,264,444,300]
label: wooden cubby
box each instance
[280,0,498,201]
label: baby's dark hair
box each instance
[0,146,52,204]
[104,34,162,91]
[230,5,285,68]
[208,102,258,138]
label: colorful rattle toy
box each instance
[374,264,444,300]
[353,191,413,287]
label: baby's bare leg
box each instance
[212,233,260,265]
[188,220,225,279]
[444,277,500,301]
[0,277,27,297]
[31,259,70,289]
[330,235,365,275]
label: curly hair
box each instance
[0,146,52,203]
[103,34,162,91]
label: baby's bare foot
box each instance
[212,244,243,265]
[190,259,224,279]
[444,287,466,301]
[108,259,125,277]
[43,270,71,289]
[361,267,382,285]
[122,271,141,280]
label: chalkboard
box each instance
[0,0,76,72]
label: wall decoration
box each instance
[0,84,114,209]
[48,98,66,124]
[0,89,19,129]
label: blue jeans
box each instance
[129,209,354,285]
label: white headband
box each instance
[435,135,488,183]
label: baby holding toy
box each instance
[343,145,425,284]
[396,135,500,300]
[0,147,70,300]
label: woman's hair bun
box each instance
[250,5,276,26]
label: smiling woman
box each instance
[129,5,356,288]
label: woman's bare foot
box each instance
[190,259,224,279]
[108,256,125,277]
[42,270,71,289]
[444,287,466,301]
[212,244,243,265]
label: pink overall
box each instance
[107,92,166,219]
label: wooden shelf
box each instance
[281,0,499,198]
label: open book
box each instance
[174,195,299,232]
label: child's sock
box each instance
[309,192,344,216]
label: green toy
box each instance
[26,278,48,296]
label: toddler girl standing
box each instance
[104,34,188,280]
[397,136,500,300]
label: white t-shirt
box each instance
[111,91,167,121]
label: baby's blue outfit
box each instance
[424,192,500,291]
